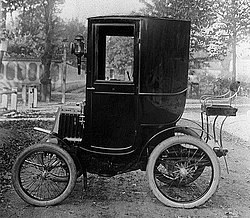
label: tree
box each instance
[106,36,134,72]
[139,0,219,67]
[0,0,6,66]
[139,0,250,81]
[0,0,29,68]
[59,18,87,67]
[55,18,86,104]
[6,0,65,102]
[214,0,250,81]
[39,0,64,102]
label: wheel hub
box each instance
[40,170,49,179]
[179,167,188,178]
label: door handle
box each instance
[87,87,95,90]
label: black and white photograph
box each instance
[0,0,250,217]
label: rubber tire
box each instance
[147,135,221,208]
[12,143,77,206]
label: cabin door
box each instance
[85,22,139,150]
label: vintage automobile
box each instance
[12,16,228,208]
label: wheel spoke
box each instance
[19,150,70,201]
[24,160,43,168]
[148,136,220,208]
[155,146,212,202]
[12,143,77,206]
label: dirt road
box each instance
[1,103,250,218]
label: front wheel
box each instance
[12,143,77,206]
[147,135,220,208]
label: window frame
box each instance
[93,23,136,84]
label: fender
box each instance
[35,128,83,176]
[142,125,199,155]
[34,127,70,148]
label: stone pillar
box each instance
[28,85,38,108]
[22,84,27,106]
[2,87,8,110]
[28,86,33,108]
[2,61,6,80]
[10,87,17,111]
[33,86,37,108]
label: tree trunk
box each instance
[0,0,7,71]
[40,80,51,102]
[40,49,53,102]
[232,32,237,82]
[231,0,237,82]
[40,0,55,102]
[61,42,67,104]
[220,51,231,79]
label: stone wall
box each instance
[0,58,86,91]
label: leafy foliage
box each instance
[6,6,87,63]
[139,0,250,71]
[0,120,54,201]
[5,0,65,65]
[215,0,250,41]
[58,18,87,67]
[2,0,23,12]
[106,36,134,72]
[139,0,218,66]
[3,0,66,101]
[213,0,250,80]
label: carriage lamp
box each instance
[71,34,85,75]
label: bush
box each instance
[0,120,54,199]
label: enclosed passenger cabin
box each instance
[84,16,190,154]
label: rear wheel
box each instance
[156,127,204,185]
[147,135,220,208]
[12,143,77,206]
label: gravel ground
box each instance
[0,97,250,218]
